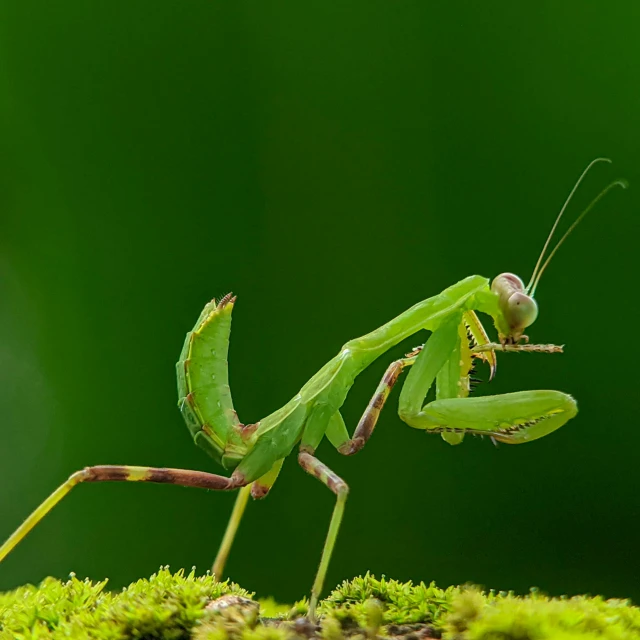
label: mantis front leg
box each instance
[398,315,577,443]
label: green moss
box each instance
[444,586,640,640]
[0,567,250,639]
[318,572,458,626]
[1,570,638,640]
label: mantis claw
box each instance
[463,311,497,381]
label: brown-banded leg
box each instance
[298,448,349,622]
[0,465,247,565]
[338,354,417,456]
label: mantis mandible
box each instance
[0,158,626,620]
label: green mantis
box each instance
[0,158,626,620]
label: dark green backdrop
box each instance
[0,2,638,605]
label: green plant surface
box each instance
[0,567,250,640]
[317,573,458,626]
[1,569,638,640]
[444,587,640,640]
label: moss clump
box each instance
[0,567,250,639]
[1,569,639,640]
[444,586,640,640]
[315,572,458,629]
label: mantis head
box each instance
[491,273,537,343]
[491,158,627,344]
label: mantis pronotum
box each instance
[0,159,626,620]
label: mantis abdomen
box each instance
[177,293,248,470]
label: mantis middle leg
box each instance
[337,354,417,456]
[298,448,349,622]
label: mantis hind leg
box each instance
[0,465,247,566]
[212,484,252,578]
[212,458,285,578]
[298,448,349,622]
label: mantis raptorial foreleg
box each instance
[298,450,349,617]
[0,466,247,565]
[398,315,577,442]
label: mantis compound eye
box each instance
[491,272,538,342]
[507,292,538,334]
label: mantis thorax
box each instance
[491,273,538,344]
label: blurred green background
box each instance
[0,2,638,605]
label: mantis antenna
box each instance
[526,157,627,297]
[528,177,627,296]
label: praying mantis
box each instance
[0,158,626,621]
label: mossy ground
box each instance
[1,568,638,640]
